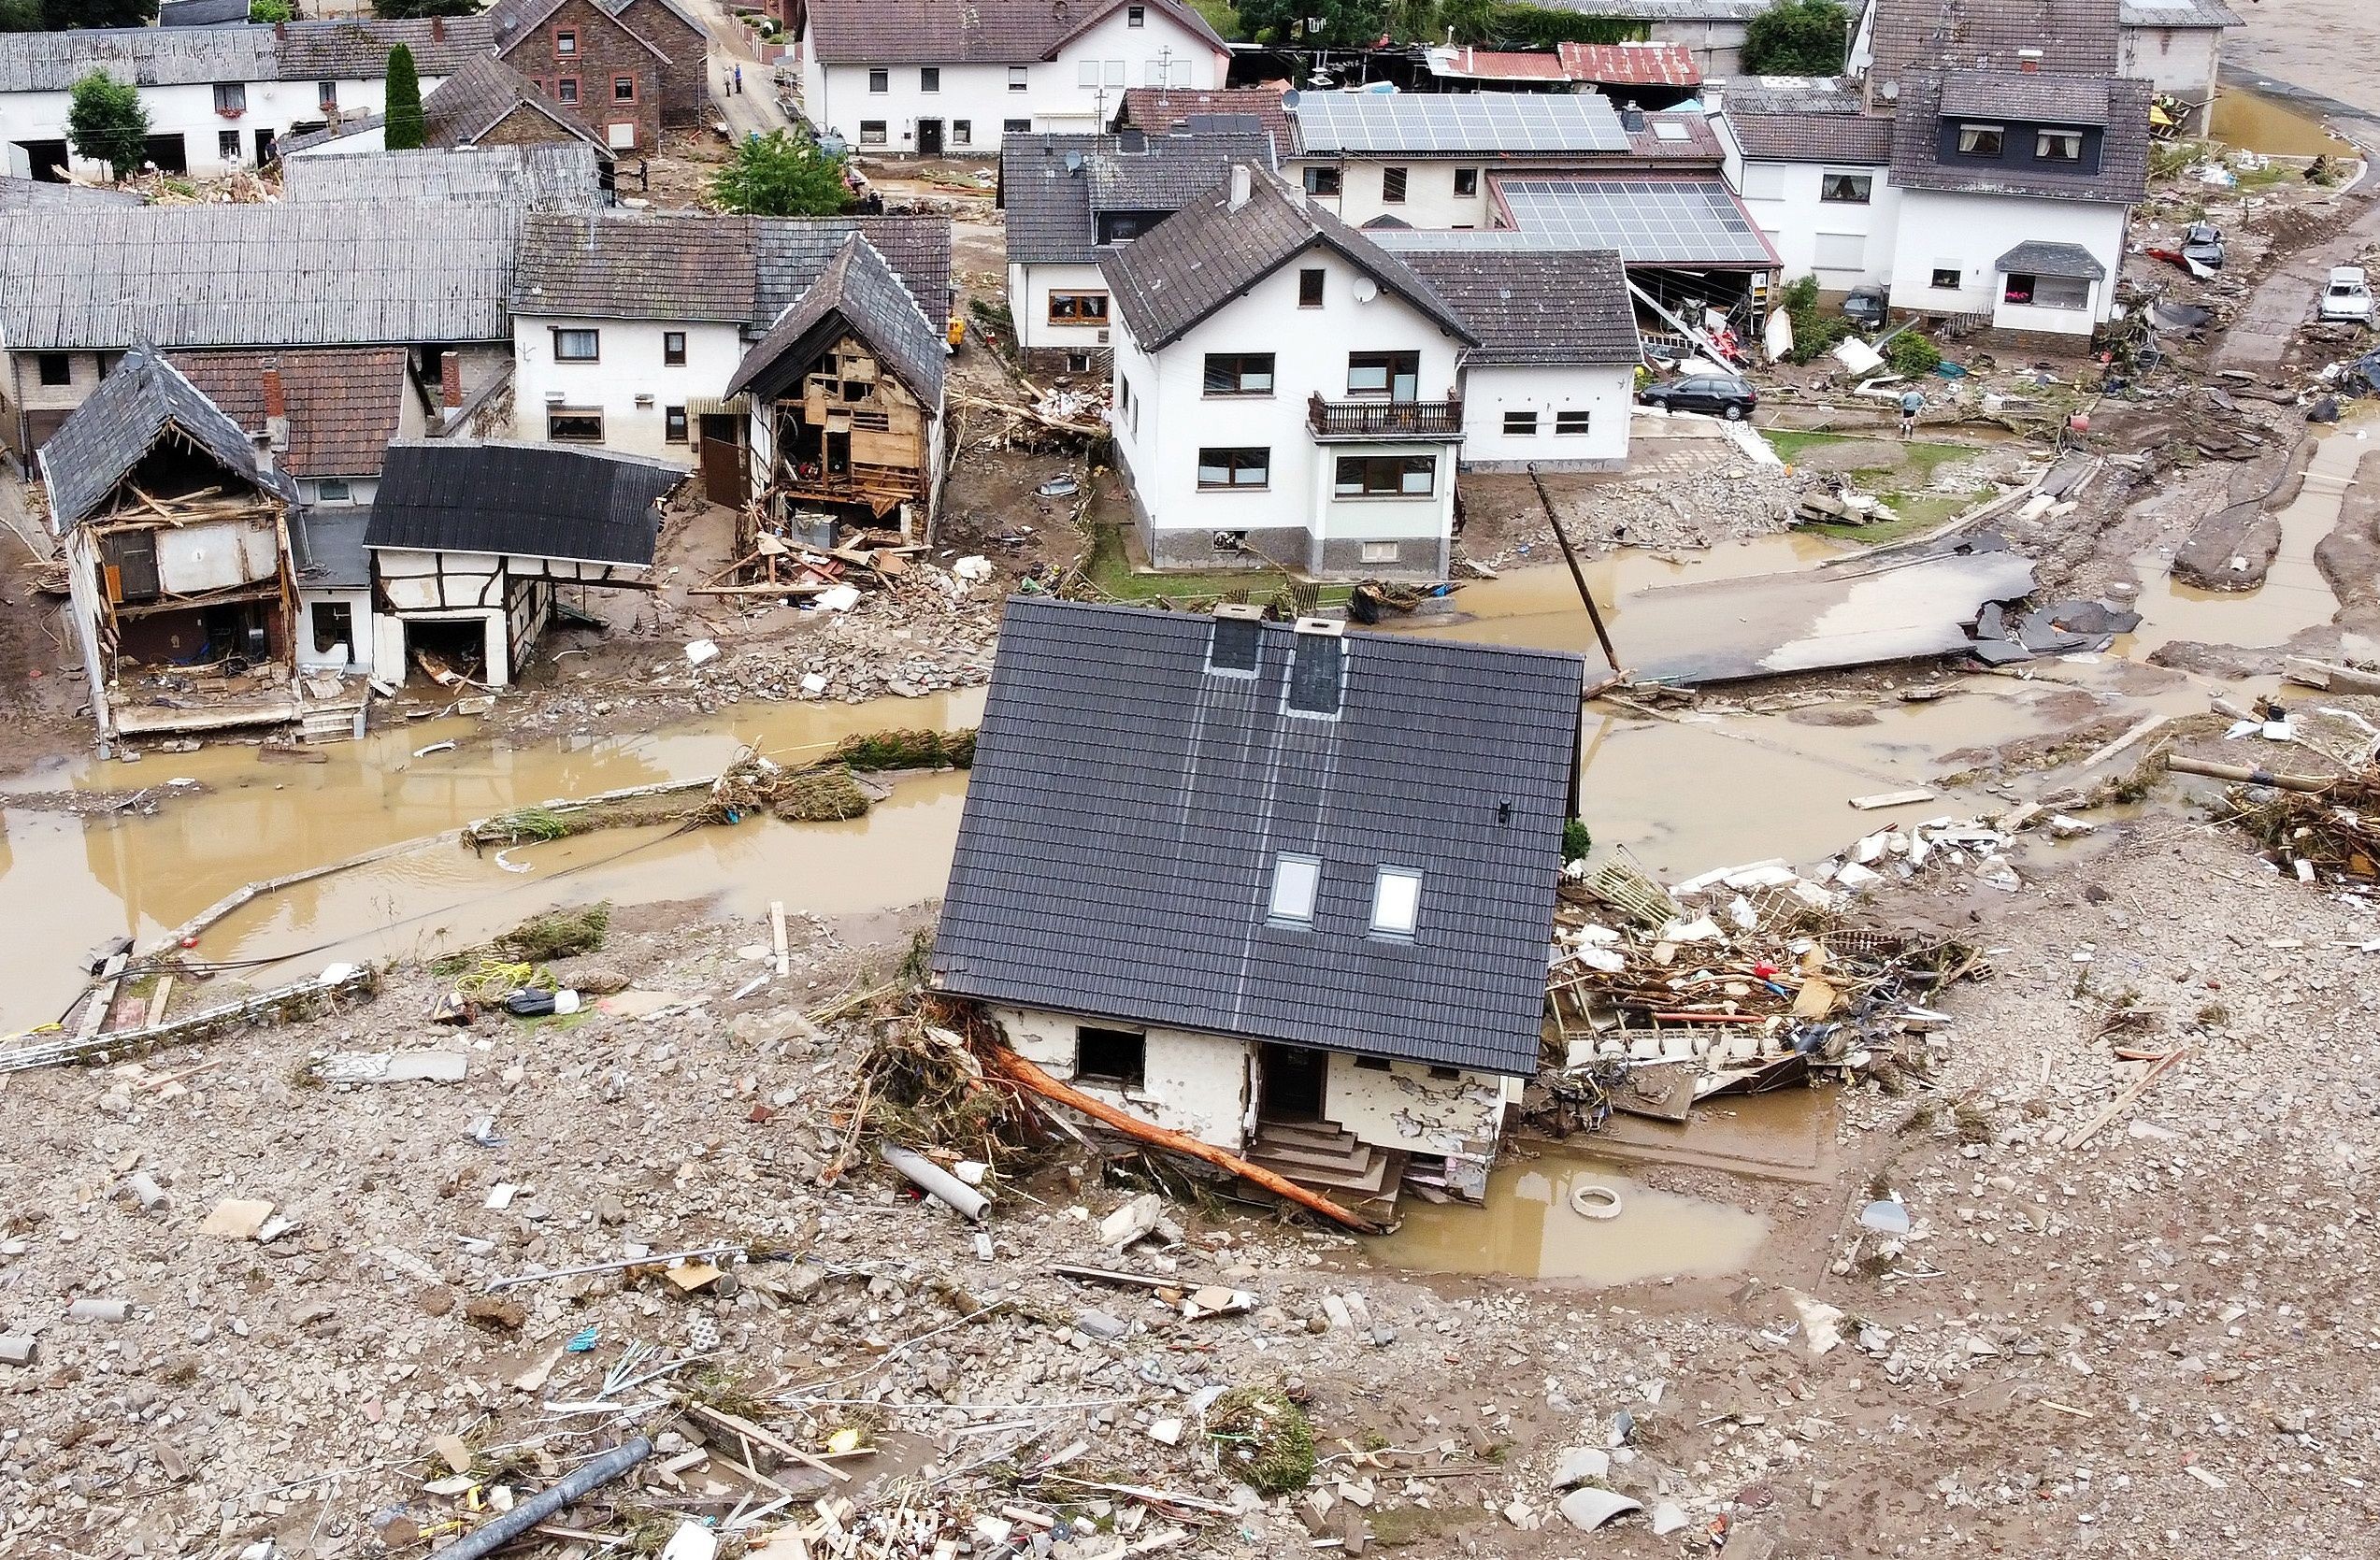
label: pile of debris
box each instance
[1966,594,2142,665]
[671,559,1005,705]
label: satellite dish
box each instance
[1352,277,1379,303]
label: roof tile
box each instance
[167,347,411,480]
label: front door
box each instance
[917,118,944,155]
[1259,1045,1326,1123]
[254,128,278,164]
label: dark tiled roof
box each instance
[1940,70,2112,122]
[0,176,140,209]
[1626,112,1726,163]
[161,0,252,25]
[1890,70,2152,203]
[280,144,607,206]
[1001,129,1276,266]
[167,348,411,480]
[932,597,1584,1077]
[725,234,946,407]
[808,0,1226,64]
[0,18,489,91]
[1867,0,2122,94]
[274,16,497,77]
[1116,87,1291,149]
[486,0,668,59]
[293,508,373,590]
[422,55,613,153]
[1099,167,1475,352]
[366,439,679,566]
[1996,239,2106,279]
[511,210,953,326]
[1399,249,1638,366]
[1728,109,1896,163]
[38,349,294,528]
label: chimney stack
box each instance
[1227,163,1251,210]
[274,20,285,39]
[261,365,289,453]
[251,429,274,476]
[439,351,463,410]
[431,14,444,40]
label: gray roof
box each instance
[366,438,678,566]
[1940,69,2112,123]
[0,176,140,210]
[724,234,946,408]
[932,597,1584,1078]
[162,0,254,25]
[1100,167,1476,352]
[280,145,608,207]
[1890,69,2152,203]
[1399,249,1639,366]
[1728,109,1896,163]
[0,18,492,91]
[1996,239,2106,279]
[1001,129,1278,267]
[294,508,374,590]
[1726,76,1866,113]
[0,201,517,351]
[1867,0,2122,94]
[37,348,295,529]
[805,0,1227,64]
[511,210,953,329]
[2119,0,2239,27]
[1288,89,1630,157]
[421,55,613,154]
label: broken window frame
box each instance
[547,408,605,441]
[1074,1025,1147,1089]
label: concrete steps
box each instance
[1247,1121,1402,1203]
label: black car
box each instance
[1638,373,1758,421]
[2181,222,2225,270]
[1842,286,1888,330]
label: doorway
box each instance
[15,139,68,181]
[917,117,943,155]
[142,133,189,175]
[1258,1044,1326,1123]
[254,127,278,164]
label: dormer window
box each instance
[1269,852,1320,923]
[1283,619,1343,717]
[2035,128,2083,163]
[1956,123,2003,156]
[1370,867,1422,937]
[1207,603,1262,674]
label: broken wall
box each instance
[992,1007,1252,1151]
[154,519,280,594]
[1322,1052,1511,1161]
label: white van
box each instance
[2319,265,2373,325]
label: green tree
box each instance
[0,0,42,31]
[248,0,294,20]
[384,42,424,150]
[371,0,480,17]
[1382,0,1435,43]
[1742,0,1848,75]
[1235,0,1386,47]
[67,68,150,182]
[1439,0,1494,43]
[44,0,159,23]
[710,131,854,217]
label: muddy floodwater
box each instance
[2210,86,2358,159]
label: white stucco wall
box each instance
[1729,155,1901,292]
[1887,189,2126,330]
[802,8,1218,153]
[1008,260,1112,354]
[1,71,445,179]
[512,314,747,464]
[1285,156,1498,230]
[994,1007,1253,1151]
[2120,23,2223,123]
[1458,363,1633,469]
[1322,1052,1509,1158]
[295,585,374,674]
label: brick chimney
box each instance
[274,20,285,40]
[439,351,463,410]
[261,365,289,453]
[431,14,445,41]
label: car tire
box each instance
[1723,403,1745,421]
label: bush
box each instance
[1780,275,1852,365]
[1885,331,1943,378]
[248,0,292,19]
[711,129,853,217]
[1742,0,1849,75]
[1562,818,1592,863]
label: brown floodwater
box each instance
[2209,87,2358,159]
[1367,1148,1770,1284]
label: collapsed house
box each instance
[362,438,681,687]
[38,349,351,743]
[933,596,1585,1219]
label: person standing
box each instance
[1898,387,1923,437]
[734,63,743,95]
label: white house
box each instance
[934,596,1586,1213]
[1102,165,1480,580]
[796,0,1226,156]
[2117,0,2241,135]
[509,209,952,471]
[1716,77,1902,293]
[0,18,487,179]
[997,123,1276,365]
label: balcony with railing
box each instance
[1306,394,1464,441]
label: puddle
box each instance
[2210,87,2358,159]
[0,688,984,1035]
[1368,1149,1769,1284]
[2124,427,2362,656]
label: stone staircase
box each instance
[1246,1121,1405,1224]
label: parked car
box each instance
[2180,222,2225,270]
[2320,265,2373,325]
[1842,286,1888,330]
[1638,373,1758,420]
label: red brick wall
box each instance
[613,0,709,130]
[499,0,661,152]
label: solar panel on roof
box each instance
[1493,178,1776,266]
[1290,91,1629,156]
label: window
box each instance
[1197,447,1269,489]
[953,119,971,146]
[1740,162,1786,199]
[613,76,636,103]
[1454,166,1477,196]
[1105,60,1125,86]
[317,80,337,110]
[315,478,352,503]
[2036,128,2083,163]
[1065,351,1093,372]
[1814,231,1868,270]
[1269,853,1320,923]
[212,81,245,114]
[554,26,577,54]
[1382,165,1408,203]
[1286,632,1342,716]
[1201,352,1274,395]
[1003,117,1031,133]
[1555,409,1591,437]
[1956,122,2003,156]
[1302,165,1340,197]
[2004,272,2090,309]
[664,406,689,443]
[1345,351,1418,398]
[1127,2,1145,21]
[1929,266,1961,290]
[1298,268,1326,307]
[1359,540,1398,565]
[310,602,352,655]
[219,129,241,161]
[556,77,581,104]
[1047,291,1109,323]
[1208,608,1260,673]
[1355,1055,1391,1072]
[1370,866,1422,937]
[1009,65,1028,92]
[1819,169,1871,203]
[552,327,599,361]
[1334,454,1434,497]
[663,330,687,365]
[36,352,70,386]
[867,66,888,93]
[1075,1026,1146,1088]
[860,120,888,145]
[920,66,939,93]
[1502,409,1538,437]
[548,409,604,441]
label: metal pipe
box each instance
[438,1437,653,1560]
[882,1144,989,1222]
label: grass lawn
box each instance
[1764,430,1992,546]
[1081,524,1355,605]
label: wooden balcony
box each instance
[1307,394,1464,441]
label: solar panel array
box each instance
[1493,179,1778,266]
[1288,91,1630,156]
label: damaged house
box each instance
[934,596,1585,1218]
[40,349,325,744]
